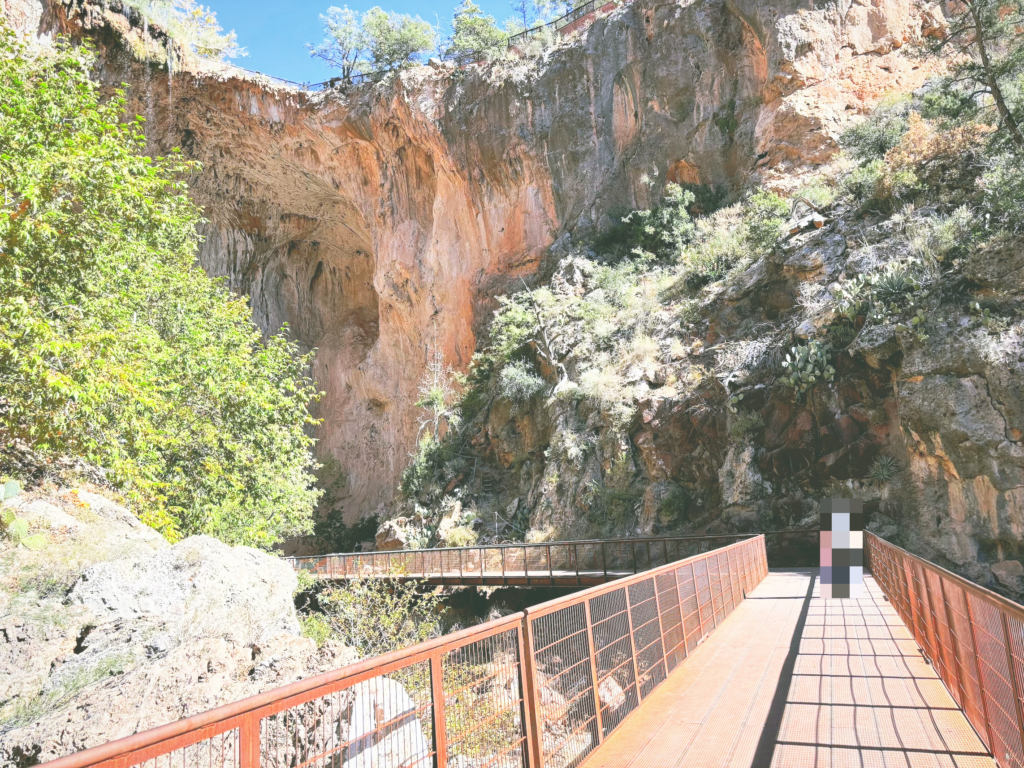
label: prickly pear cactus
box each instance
[2,479,20,501]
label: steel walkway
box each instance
[284,531,816,587]
[579,570,994,768]
[40,534,1024,768]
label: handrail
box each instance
[40,535,767,768]
[866,532,1024,767]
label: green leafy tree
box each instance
[310,5,435,74]
[921,0,1024,147]
[308,6,368,79]
[363,7,437,70]
[308,576,444,658]
[0,27,321,548]
[446,0,507,57]
[125,0,246,60]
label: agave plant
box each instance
[871,263,921,303]
[866,454,901,485]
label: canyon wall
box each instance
[6,0,939,532]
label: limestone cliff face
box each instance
[6,0,939,530]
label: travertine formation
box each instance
[0,488,356,765]
[4,0,942,534]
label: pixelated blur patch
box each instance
[820,498,864,599]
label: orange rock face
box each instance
[8,0,944,529]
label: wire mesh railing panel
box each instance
[1008,616,1024,761]
[530,603,598,768]
[484,548,503,575]
[261,662,435,768]
[693,558,714,636]
[866,533,1024,768]
[462,549,483,578]
[505,548,528,577]
[587,587,639,738]
[627,579,666,700]
[969,594,1024,767]
[655,571,685,672]
[526,547,548,576]
[114,730,241,768]
[925,569,959,703]
[573,543,600,574]
[913,561,940,664]
[443,628,527,768]
[709,553,724,626]
[677,562,702,654]
[945,578,989,746]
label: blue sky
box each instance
[211,0,518,83]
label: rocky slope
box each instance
[0,486,354,765]
[5,0,942,537]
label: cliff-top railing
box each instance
[39,534,767,768]
[218,0,624,93]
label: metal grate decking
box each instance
[580,570,995,768]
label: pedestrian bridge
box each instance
[41,534,1024,768]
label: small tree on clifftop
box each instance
[445,0,507,57]
[922,0,1024,148]
[310,5,436,76]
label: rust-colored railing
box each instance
[285,533,756,586]
[40,535,767,768]
[867,533,1024,768]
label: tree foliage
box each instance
[446,0,507,57]
[310,5,435,75]
[308,6,367,79]
[311,577,444,658]
[0,28,321,548]
[920,0,1024,147]
[125,0,246,60]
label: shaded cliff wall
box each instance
[5,0,938,529]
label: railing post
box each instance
[583,600,606,747]
[631,542,638,574]
[602,541,608,581]
[662,539,669,566]
[624,585,644,698]
[239,712,259,768]
[521,616,545,768]
[429,651,448,768]
[645,540,652,570]
[502,547,507,586]
[547,545,553,582]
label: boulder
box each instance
[991,560,1024,593]
[70,535,300,643]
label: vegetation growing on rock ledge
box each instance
[391,54,1024,583]
[0,27,321,549]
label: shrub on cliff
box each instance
[0,29,321,548]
